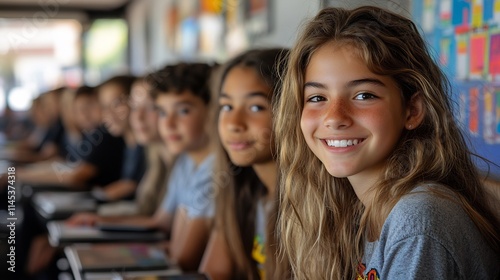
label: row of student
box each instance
[57,49,286,279]
[16,64,209,277]
[1,75,172,279]
[6,5,500,280]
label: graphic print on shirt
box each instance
[357,263,380,280]
[252,234,266,279]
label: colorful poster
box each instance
[469,32,487,79]
[472,0,484,27]
[484,88,496,143]
[440,37,452,67]
[469,87,480,135]
[452,0,471,26]
[423,0,436,32]
[489,30,500,77]
[456,34,469,80]
[440,0,452,26]
[484,0,495,22]
[496,90,500,142]
[459,90,467,129]
[495,0,500,22]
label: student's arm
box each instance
[169,208,211,272]
[152,207,174,233]
[199,228,234,280]
[17,161,96,188]
[66,211,161,229]
[99,145,144,201]
[1,143,58,163]
[100,179,138,201]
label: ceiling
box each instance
[0,0,131,10]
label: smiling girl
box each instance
[275,6,500,280]
[199,48,289,280]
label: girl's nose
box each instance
[323,99,352,129]
[225,109,246,132]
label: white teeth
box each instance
[326,139,362,147]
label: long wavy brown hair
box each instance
[212,48,290,279]
[274,6,500,279]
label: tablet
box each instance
[65,243,170,274]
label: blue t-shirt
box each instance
[121,144,146,183]
[359,185,500,280]
[161,153,215,219]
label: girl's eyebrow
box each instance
[304,78,386,90]
[304,81,326,90]
[346,78,386,88]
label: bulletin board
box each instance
[412,0,500,175]
[160,0,272,61]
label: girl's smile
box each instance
[323,138,365,148]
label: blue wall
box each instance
[413,0,500,176]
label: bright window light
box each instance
[0,87,5,112]
[8,87,33,111]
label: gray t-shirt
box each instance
[161,153,215,219]
[360,185,500,280]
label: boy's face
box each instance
[75,95,102,132]
[155,91,209,156]
[99,83,130,136]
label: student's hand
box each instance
[66,212,100,227]
[158,240,171,256]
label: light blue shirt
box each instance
[161,153,215,219]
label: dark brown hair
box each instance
[213,48,289,279]
[148,62,215,105]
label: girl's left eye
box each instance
[250,105,265,112]
[178,107,190,115]
[306,95,326,103]
[220,104,231,112]
[354,92,377,100]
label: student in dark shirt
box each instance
[3,88,65,164]
[19,75,144,279]
[14,76,138,190]
[88,75,146,200]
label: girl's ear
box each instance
[405,92,425,130]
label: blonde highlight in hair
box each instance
[275,6,500,279]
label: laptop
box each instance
[33,191,97,220]
[47,221,165,247]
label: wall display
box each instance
[245,0,271,36]
[413,0,500,174]
[152,0,271,61]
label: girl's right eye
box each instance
[220,104,232,112]
[157,109,166,117]
[306,95,326,103]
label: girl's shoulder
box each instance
[384,184,464,235]
[380,183,484,250]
